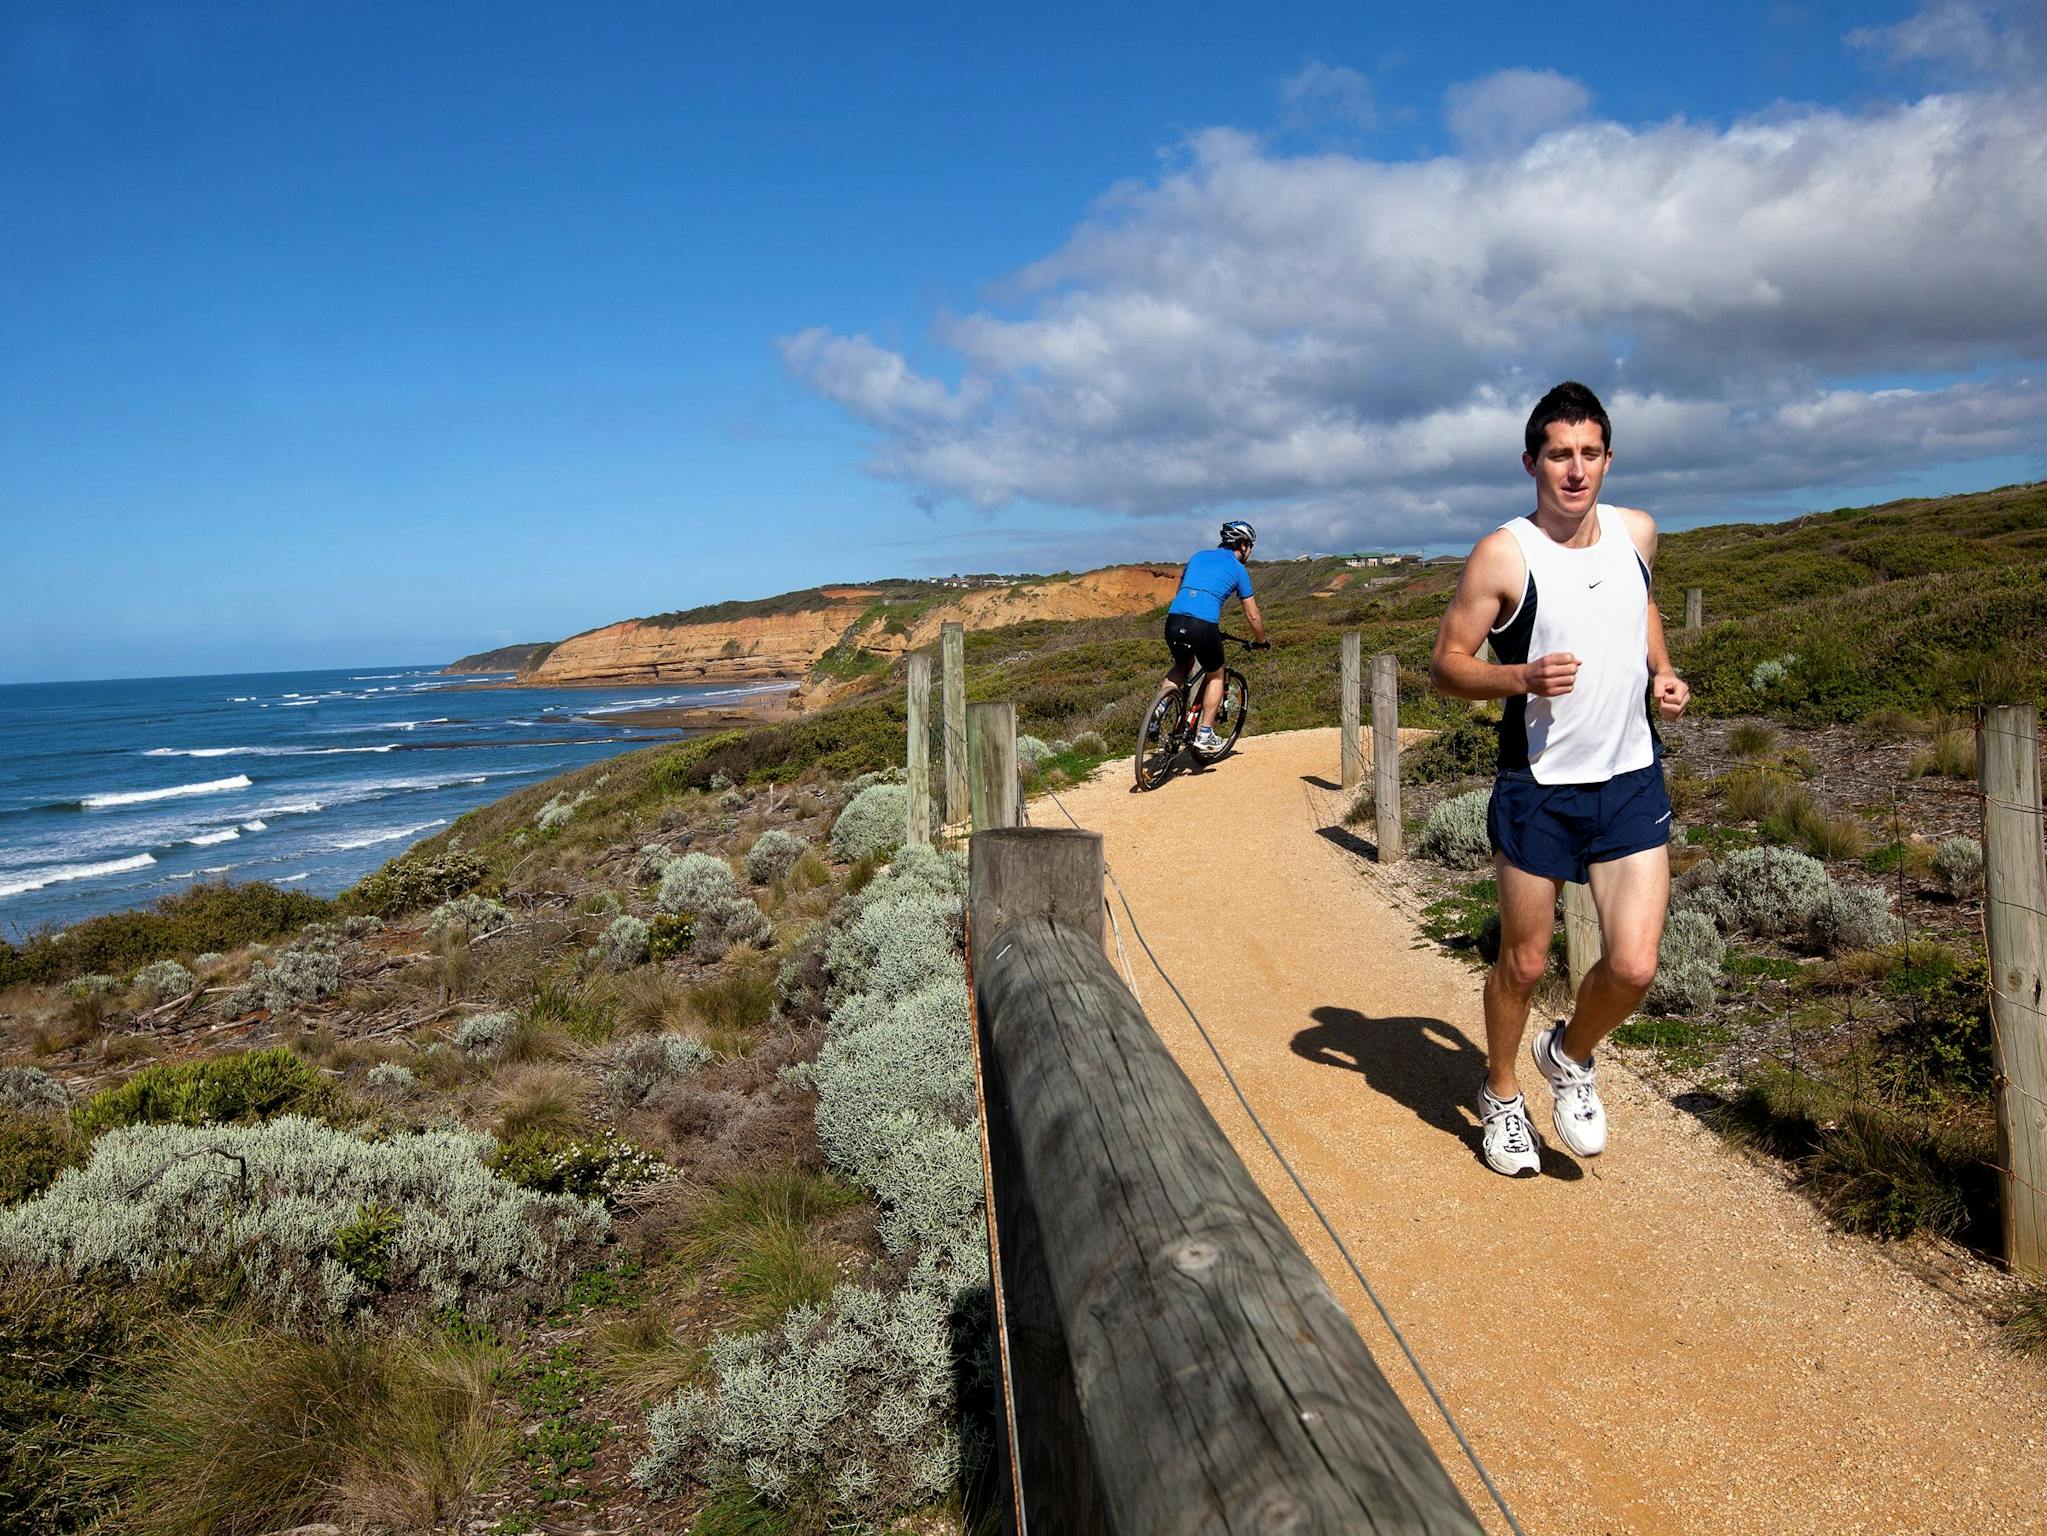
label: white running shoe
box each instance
[1532,1023,1607,1157]
[1193,725,1224,756]
[1477,1088,1541,1177]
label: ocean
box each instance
[0,665,781,938]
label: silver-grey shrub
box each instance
[454,1010,517,1058]
[744,829,810,886]
[831,783,909,861]
[1070,730,1108,756]
[600,914,651,970]
[1644,910,1725,1014]
[1934,835,1984,898]
[229,946,342,1017]
[636,843,677,882]
[1415,788,1493,868]
[133,959,195,1003]
[1717,847,1832,940]
[0,1066,68,1113]
[425,893,512,941]
[366,1061,417,1096]
[657,852,739,916]
[691,895,772,962]
[1806,882,1903,955]
[0,1116,608,1328]
[633,1283,963,1516]
[1015,734,1053,767]
[606,1032,713,1112]
[535,789,593,832]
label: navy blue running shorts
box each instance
[1487,762,1673,884]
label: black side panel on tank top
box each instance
[1492,573,1537,773]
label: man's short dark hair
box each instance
[1524,381,1611,459]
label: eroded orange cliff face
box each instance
[514,567,1180,689]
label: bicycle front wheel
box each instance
[1135,688,1181,791]
[1213,670,1250,754]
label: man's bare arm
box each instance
[1241,595,1267,644]
[1430,530,1580,700]
[1621,506,1691,719]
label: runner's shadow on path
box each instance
[1300,773,1341,791]
[1293,1006,1584,1181]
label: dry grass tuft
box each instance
[488,1063,590,1141]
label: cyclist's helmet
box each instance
[1220,519,1257,550]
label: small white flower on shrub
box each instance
[831,784,909,861]
[745,830,810,885]
[425,894,511,941]
[535,789,594,832]
[657,853,738,916]
[0,1066,68,1113]
[605,1032,713,1111]
[133,959,195,1002]
[1645,910,1725,1014]
[1934,836,1983,898]
[454,1010,518,1058]
[600,915,652,969]
[1416,788,1493,868]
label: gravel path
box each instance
[1050,727,2047,1536]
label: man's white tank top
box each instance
[1487,504,1656,785]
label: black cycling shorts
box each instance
[1164,613,1224,673]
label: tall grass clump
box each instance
[0,1118,609,1327]
[96,1319,510,1536]
[1415,788,1493,869]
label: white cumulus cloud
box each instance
[1444,67,1591,158]
[782,32,2047,553]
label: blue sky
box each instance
[4,1,2043,682]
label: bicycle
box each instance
[1134,632,1264,791]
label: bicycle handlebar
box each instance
[1220,632,1271,650]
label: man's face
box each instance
[1523,419,1611,519]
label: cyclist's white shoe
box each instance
[1532,1023,1606,1157]
[1193,726,1224,756]
[1477,1088,1541,1177]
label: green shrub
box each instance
[1403,711,1498,784]
[0,882,335,989]
[72,1048,330,1138]
[1933,836,1983,898]
[744,830,811,886]
[648,913,695,961]
[487,1128,667,1206]
[831,784,909,861]
[1883,948,1993,1092]
[1645,911,1724,1014]
[1415,788,1493,869]
[606,1033,713,1112]
[344,852,488,918]
[1,1111,84,1206]
[1,1117,608,1326]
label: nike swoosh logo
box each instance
[1588,579,1604,588]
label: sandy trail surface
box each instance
[1046,727,2046,1536]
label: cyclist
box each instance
[1161,519,1268,756]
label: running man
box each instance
[1160,520,1268,756]
[1429,381,1690,1176]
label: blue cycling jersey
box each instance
[1166,548,1252,623]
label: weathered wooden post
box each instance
[1563,881,1602,997]
[942,621,968,828]
[1981,703,2047,1274]
[968,700,1019,832]
[905,652,932,847]
[970,825,1485,1535]
[1370,652,1403,863]
[1684,587,1703,631]
[1340,632,1364,791]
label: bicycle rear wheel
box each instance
[1135,688,1181,790]
[1212,669,1250,754]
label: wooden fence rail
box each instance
[970,824,1483,1535]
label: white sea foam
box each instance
[145,746,250,758]
[143,743,401,759]
[0,853,158,899]
[242,819,268,831]
[81,775,253,809]
[183,828,241,847]
[280,698,320,707]
[251,799,324,817]
[277,872,311,884]
[328,818,447,851]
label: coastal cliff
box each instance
[500,566,1180,689]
